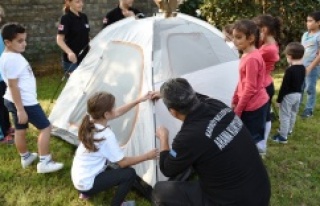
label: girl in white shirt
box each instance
[71,91,158,206]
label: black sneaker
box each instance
[272,134,287,144]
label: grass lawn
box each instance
[0,71,319,205]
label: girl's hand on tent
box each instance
[138,92,152,103]
[68,52,77,63]
[156,126,169,140]
[145,148,159,160]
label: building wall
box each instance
[0,0,156,75]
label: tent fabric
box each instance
[49,13,239,186]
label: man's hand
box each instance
[150,91,161,100]
[156,126,170,151]
[17,109,28,124]
[156,126,169,140]
[276,103,280,107]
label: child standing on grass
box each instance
[232,19,269,147]
[57,0,90,74]
[0,5,14,144]
[300,11,320,118]
[253,14,281,154]
[272,43,305,143]
[222,23,238,55]
[0,23,63,173]
[71,91,158,206]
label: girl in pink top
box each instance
[253,15,281,154]
[232,19,269,144]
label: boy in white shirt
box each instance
[0,23,63,173]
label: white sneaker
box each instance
[21,153,38,168]
[37,160,63,173]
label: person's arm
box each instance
[156,126,194,177]
[306,35,320,75]
[277,69,290,103]
[8,79,28,124]
[56,34,77,64]
[102,11,115,28]
[110,92,151,120]
[234,58,260,117]
[117,149,158,168]
[156,126,170,152]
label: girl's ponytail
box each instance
[63,0,71,14]
[78,114,98,152]
[273,16,282,46]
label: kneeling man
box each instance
[153,78,270,206]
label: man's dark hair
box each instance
[1,23,26,41]
[285,42,304,60]
[160,78,199,115]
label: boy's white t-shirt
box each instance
[71,124,125,191]
[0,52,38,106]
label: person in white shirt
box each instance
[0,23,63,173]
[71,91,158,206]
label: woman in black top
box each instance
[57,0,90,73]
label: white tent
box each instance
[49,13,239,186]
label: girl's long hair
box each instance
[233,19,260,48]
[253,14,282,45]
[78,92,115,152]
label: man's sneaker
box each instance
[301,110,313,118]
[21,153,38,168]
[79,193,90,200]
[37,160,63,173]
[272,134,287,144]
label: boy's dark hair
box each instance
[285,42,304,60]
[160,78,199,115]
[1,23,26,41]
[308,11,320,22]
[233,19,260,48]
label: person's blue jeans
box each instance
[302,66,320,112]
[62,61,78,73]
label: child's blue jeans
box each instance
[301,66,320,112]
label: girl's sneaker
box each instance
[79,193,90,200]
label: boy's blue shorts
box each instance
[4,100,50,130]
